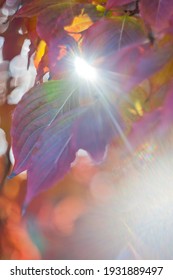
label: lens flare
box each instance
[74,57,97,81]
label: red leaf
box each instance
[0,0,5,7]
[23,101,122,207]
[3,18,28,61]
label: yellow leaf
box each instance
[134,100,143,117]
[119,85,149,125]
[64,11,93,41]
[34,40,46,68]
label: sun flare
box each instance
[74,56,97,81]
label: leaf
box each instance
[0,0,5,7]
[36,4,102,76]
[160,83,173,132]
[103,42,173,91]
[11,79,79,176]
[129,83,173,148]
[24,17,39,48]
[34,40,47,69]
[24,109,83,206]
[36,3,101,42]
[23,100,122,206]
[64,5,102,41]
[139,0,173,31]
[64,12,93,41]
[82,16,147,62]
[36,51,49,82]
[36,4,82,42]
[129,109,161,149]
[106,0,135,10]
[11,75,125,206]
[16,0,77,17]
[3,18,28,61]
[72,102,121,162]
[47,33,77,78]
[0,155,10,189]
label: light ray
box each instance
[74,56,97,81]
[91,81,134,154]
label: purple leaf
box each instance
[11,80,78,176]
[72,102,122,162]
[11,75,125,206]
[16,0,77,17]
[82,17,147,62]
[23,101,123,206]
[48,34,77,78]
[139,0,173,31]
[106,0,135,9]
[102,42,173,91]
[24,109,83,207]
[36,4,82,42]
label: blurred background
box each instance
[1,104,173,260]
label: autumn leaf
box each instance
[106,0,135,10]
[64,6,102,41]
[139,0,173,31]
[160,83,173,133]
[129,82,173,149]
[10,78,123,206]
[23,101,121,207]
[11,80,79,176]
[47,33,77,79]
[102,42,173,91]
[36,4,83,42]
[24,108,84,207]
[16,0,78,17]
[81,16,147,61]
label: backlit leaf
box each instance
[48,33,77,78]
[82,16,147,61]
[106,0,135,9]
[103,42,173,91]
[23,101,122,206]
[11,80,79,176]
[16,0,77,17]
[11,77,124,205]
[24,109,83,206]
[139,0,173,31]
[36,4,82,42]
[72,102,121,162]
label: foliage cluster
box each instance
[0,0,173,208]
